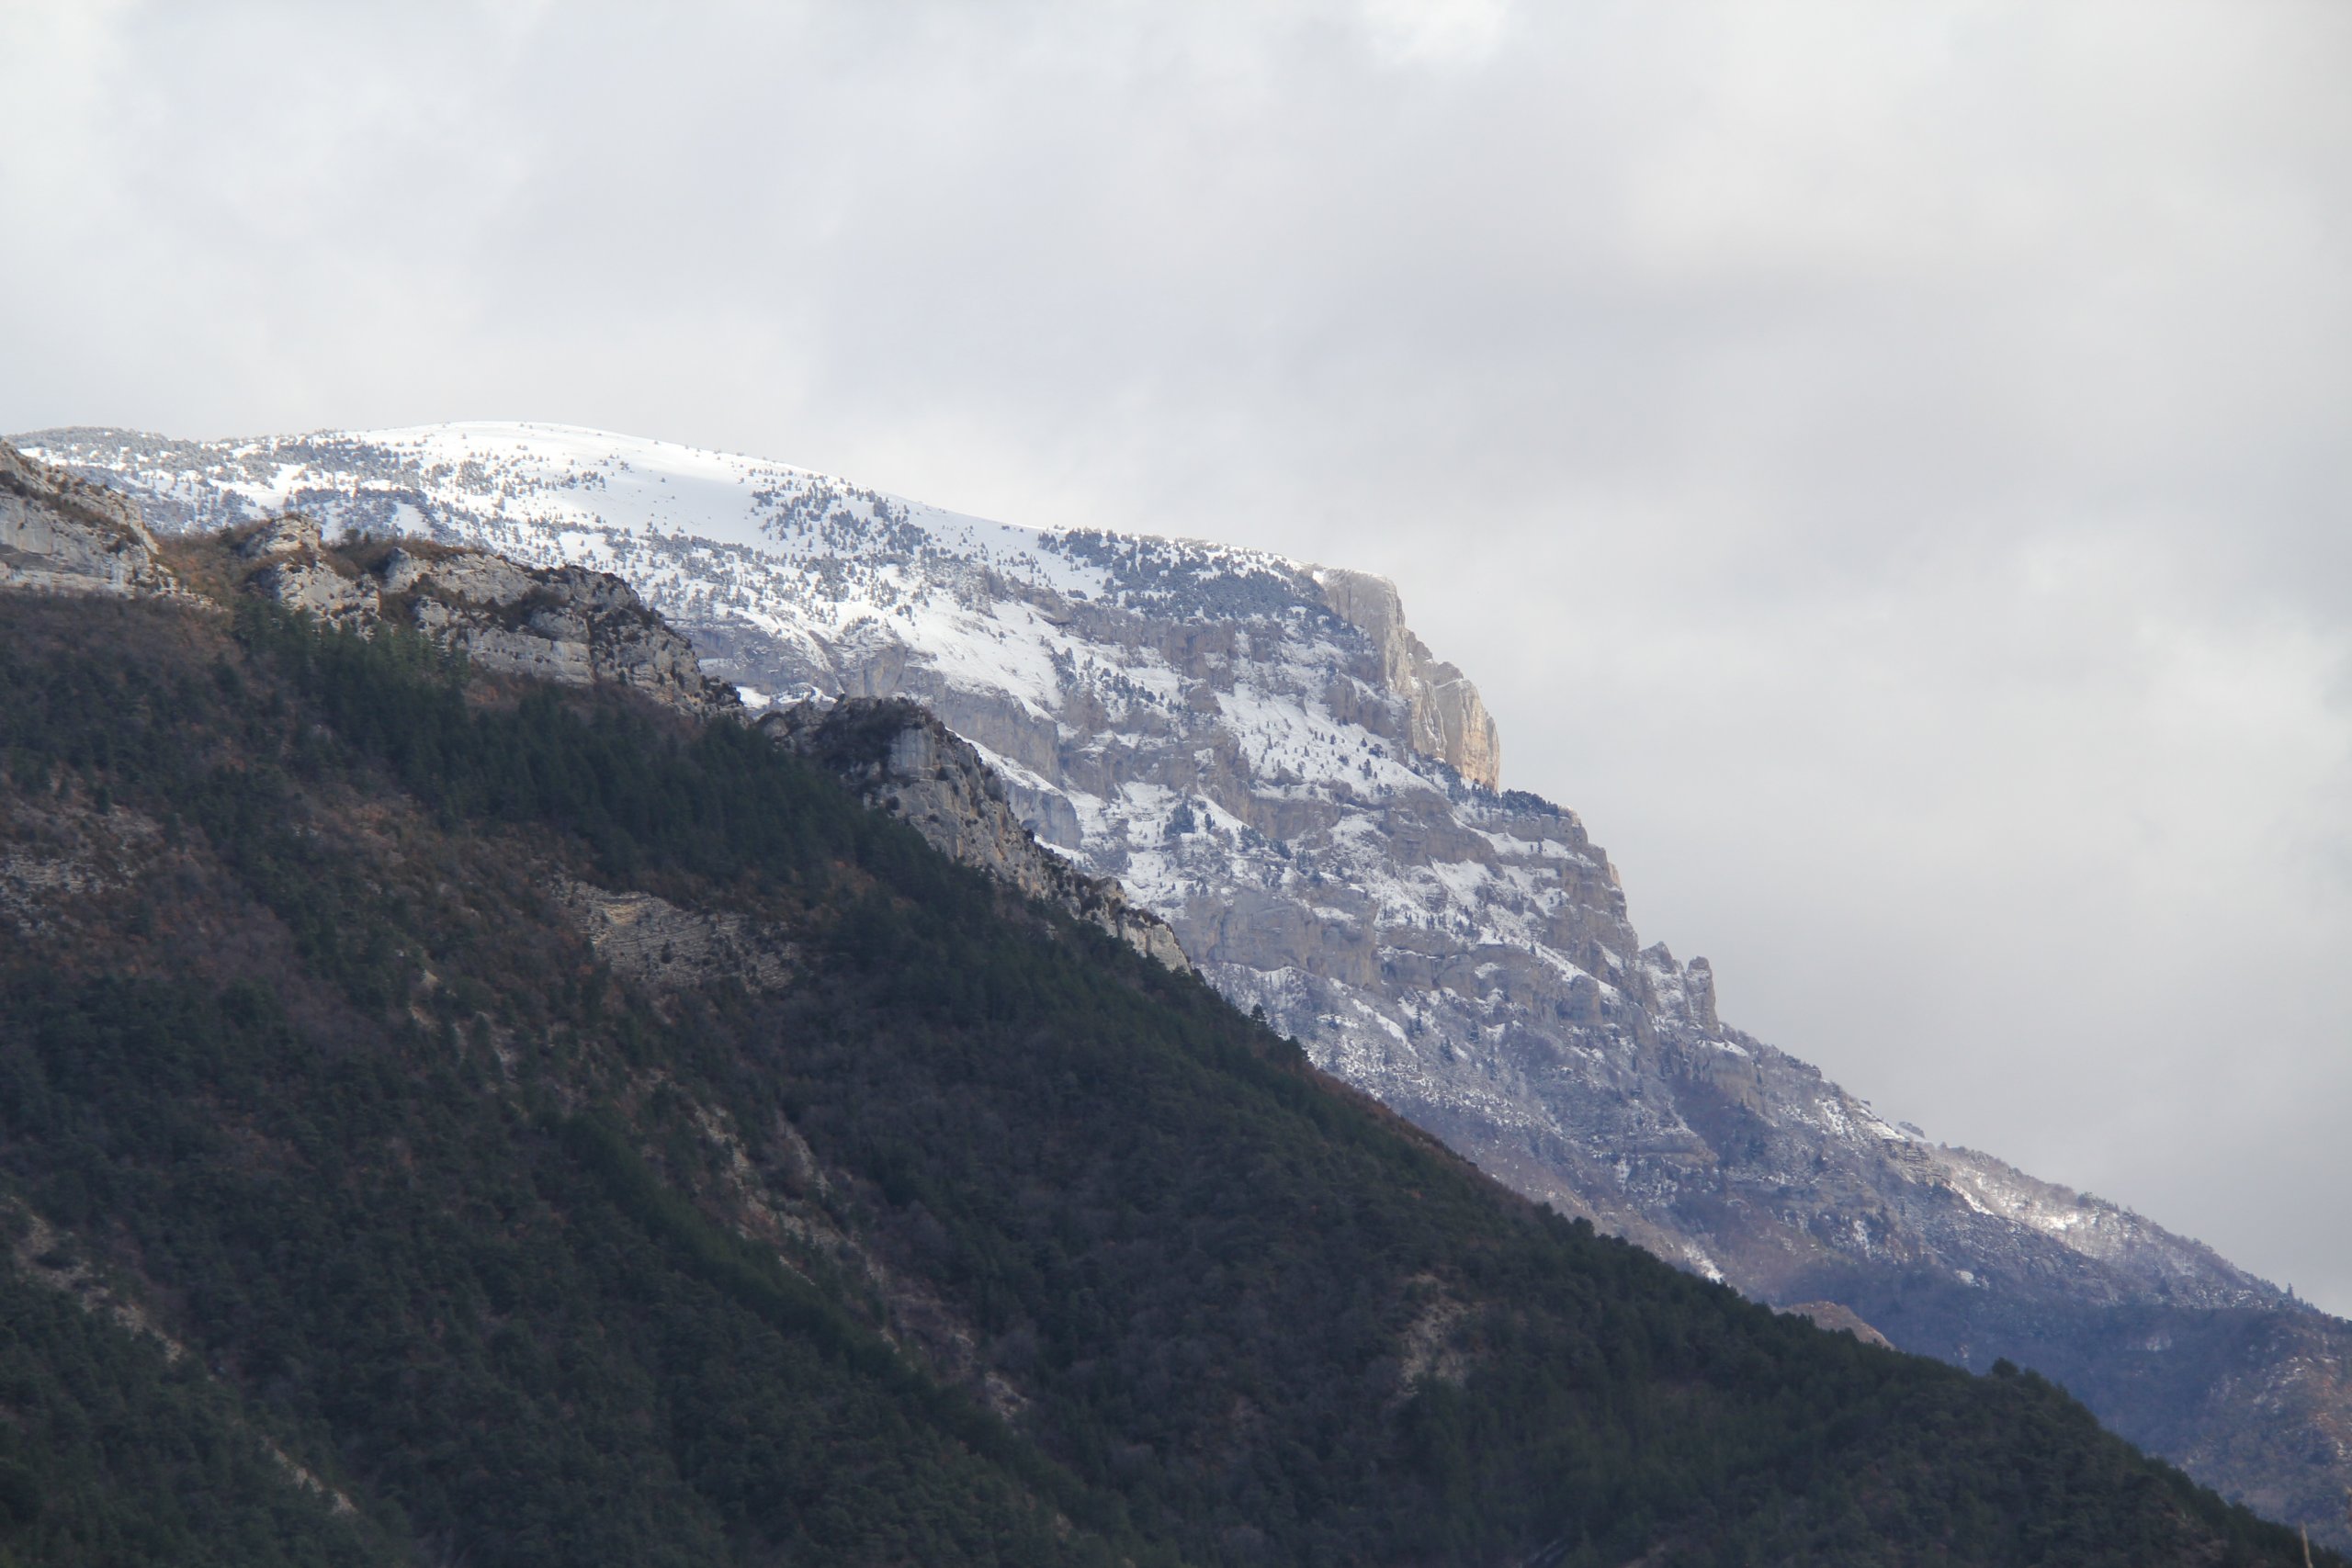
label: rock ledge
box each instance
[759,698,1191,972]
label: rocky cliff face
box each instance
[206,513,737,719]
[20,419,2351,1546]
[1314,567,1500,790]
[757,697,1190,972]
[3,437,733,723]
[0,440,180,599]
[377,539,730,716]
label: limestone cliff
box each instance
[373,540,731,717]
[0,446,733,725]
[1313,567,1502,789]
[223,518,735,719]
[757,697,1190,973]
[0,439,179,599]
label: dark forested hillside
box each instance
[0,581,2330,1567]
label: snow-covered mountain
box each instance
[21,420,2351,1540]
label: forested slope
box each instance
[0,579,2329,1567]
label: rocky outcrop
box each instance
[553,877,795,991]
[236,513,323,559]
[232,513,380,626]
[228,526,735,718]
[1,435,731,723]
[758,698,1190,972]
[1314,568,1501,789]
[379,545,728,715]
[0,439,178,598]
[1783,1301,1894,1349]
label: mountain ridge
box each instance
[20,419,2350,1545]
[1,443,2329,1562]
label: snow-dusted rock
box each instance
[0,439,177,598]
[761,697,1189,972]
[1315,567,1500,790]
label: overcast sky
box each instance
[5,1,2347,1309]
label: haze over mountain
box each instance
[26,420,2352,1546]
